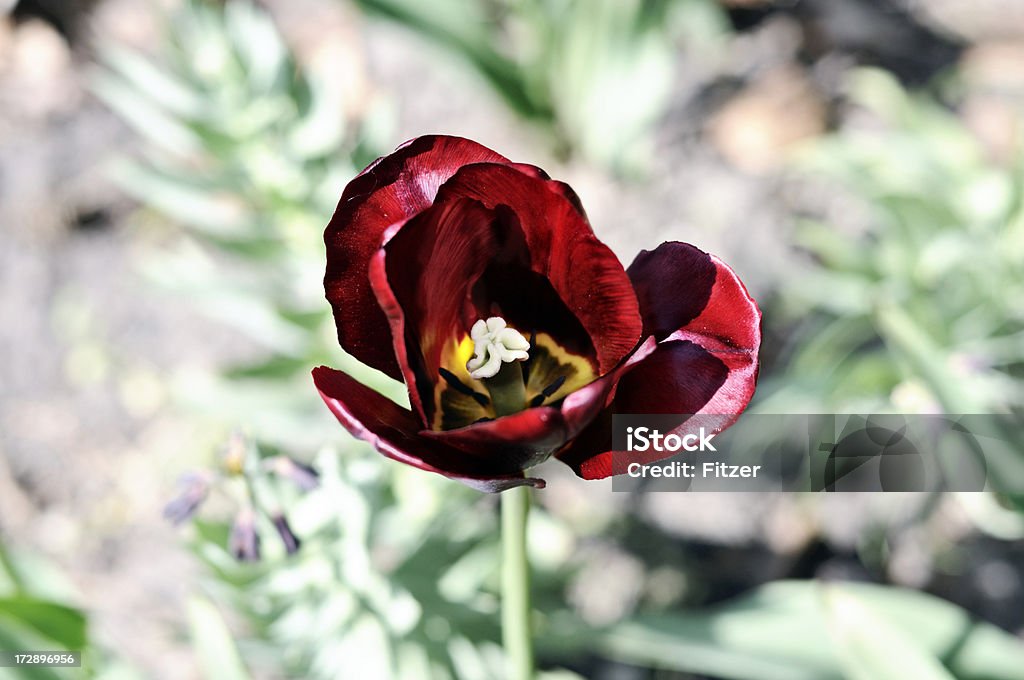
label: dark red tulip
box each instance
[313,136,761,491]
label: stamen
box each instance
[529,375,568,408]
[541,375,567,397]
[439,367,490,407]
[466,316,530,380]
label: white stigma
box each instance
[466,316,530,380]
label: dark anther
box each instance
[439,367,490,407]
[542,375,567,397]
[529,375,568,408]
[474,417,495,424]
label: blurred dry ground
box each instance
[1,0,1024,677]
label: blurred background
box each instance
[1,0,1024,678]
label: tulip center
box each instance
[467,316,530,416]
[431,323,598,431]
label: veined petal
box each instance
[368,197,506,423]
[324,136,509,379]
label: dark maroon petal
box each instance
[368,198,501,423]
[628,242,760,351]
[324,136,510,379]
[370,190,599,426]
[421,406,566,470]
[312,366,544,491]
[628,242,716,340]
[557,340,743,479]
[507,163,588,217]
[559,337,658,437]
[557,247,761,479]
[436,163,642,374]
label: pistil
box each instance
[467,316,531,416]
[488,360,528,416]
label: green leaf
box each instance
[187,596,252,680]
[0,541,25,594]
[0,597,88,650]
[91,73,202,156]
[99,44,205,118]
[836,582,1024,680]
[0,627,64,680]
[352,0,549,121]
[543,581,1024,680]
[224,1,289,93]
[823,586,956,680]
[109,160,250,238]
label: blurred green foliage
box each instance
[352,0,730,173]
[755,68,1024,505]
[0,539,140,679]
[90,1,1024,679]
[760,68,1024,418]
[93,0,401,453]
[186,448,580,679]
[546,580,1024,680]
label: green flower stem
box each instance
[502,484,534,680]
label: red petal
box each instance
[368,197,502,423]
[507,163,589,217]
[370,174,618,425]
[628,242,760,350]
[557,244,761,479]
[421,406,566,470]
[313,366,544,491]
[436,163,642,374]
[556,341,742,479]
[559,337,658,437]
[324,136,509,380]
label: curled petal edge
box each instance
[313,366,544,492]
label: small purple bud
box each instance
[229,508,261,562]
[163,472,210,525]
[270,514,301,555]
[266,456,319,492]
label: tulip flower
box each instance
[313,135,761,492]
